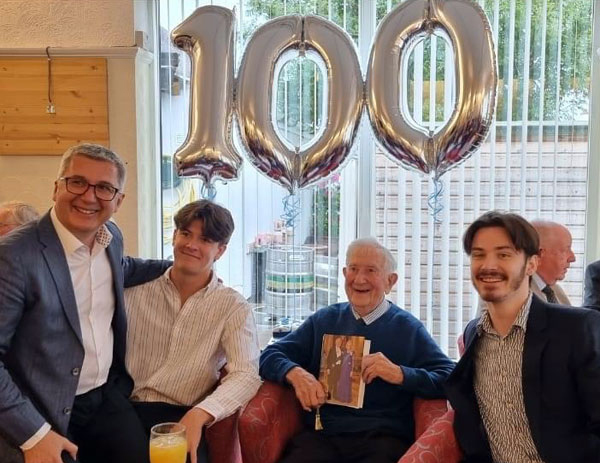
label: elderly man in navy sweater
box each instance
[260,238,455,463]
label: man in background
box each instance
[0,201,39,236]
[529,220,575,305]
[584,259,600,311]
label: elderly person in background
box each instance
[260,237,454,463]
[529,220,575,305]
[0,201,39,236]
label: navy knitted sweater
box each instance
[259,302,455,442]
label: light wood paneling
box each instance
[0,58,109,155]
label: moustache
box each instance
[476,271,507,280]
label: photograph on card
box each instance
[318,334,370,409]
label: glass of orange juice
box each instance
[149,422,187,463]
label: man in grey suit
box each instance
[530,220,575,305]
[584,260,600,311]
[0,144,168,463]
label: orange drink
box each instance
[149,422,187,463]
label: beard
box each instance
[473,263,528,303]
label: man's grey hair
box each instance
[0,201,40,225]
[346,237,397,272]
[57,143,127,189]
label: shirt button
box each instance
[63,407,72,415]
[71,367,80,376]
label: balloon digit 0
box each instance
[236,15,363,193]
[366,0,497,178]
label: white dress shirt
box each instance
[125,269,261,423]
[51,208,115,395]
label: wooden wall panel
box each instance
[0,57,109,155]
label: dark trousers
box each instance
[132,401,209,463]
[278,430,410,463]
[67,379,148,463]
[0,379,147,463]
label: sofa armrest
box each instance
[239,381,303,463]
[413,398,449,438]
[205,411,242,463]
[399,409,462,463]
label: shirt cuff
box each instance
[195,400,222,427]
[20,423,51,451]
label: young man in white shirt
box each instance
[125,200,261,463]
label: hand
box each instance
[179,407,214,463]
[23,430,77,463]
[362,352,404,385]
[285,366,326,411]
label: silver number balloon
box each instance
[171,6,242,185]
[236,15,363,193]
[366,0,497,178]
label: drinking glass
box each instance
[149,422,187,463]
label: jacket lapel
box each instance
[38,213,83,345]
[446,319,493,459]
[522,294,548,449]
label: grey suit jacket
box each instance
[584,260,600,311]
[530,273,571,306]
[0,212,169,449]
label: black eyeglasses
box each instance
[60,177,120,201]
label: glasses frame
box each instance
[59,176,120,201]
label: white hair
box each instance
[346,237,397,272]
[0,201,40,225]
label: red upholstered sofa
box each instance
[204,368,243,463]
[205,411,242,463]
[238,380,462,463]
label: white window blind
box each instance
[158,0,595,356]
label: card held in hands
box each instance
[318,334,370,409]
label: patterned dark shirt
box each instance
[474,293,544,463]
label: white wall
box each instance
[0,0,158,257]
[0,0,134,48]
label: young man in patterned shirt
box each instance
[124,200,261,463]
[446,211,600,462]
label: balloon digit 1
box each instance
[171,6,242,189]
